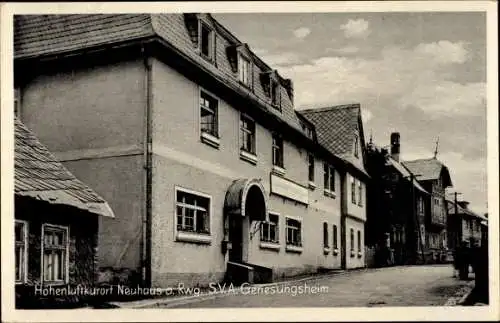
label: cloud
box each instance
[361,108,373,123]
[293,27,311,39]
[278,41,482,114]
[260,52,303,67]
[415,40,469,64]
[340,19,370,38]
[400,81,486,117]
[326,46,360,55]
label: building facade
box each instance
[403,158,452,262]
[446,200,487,250]
[14,118,115,308]
[365,133,429,266]
[14,14,368,288]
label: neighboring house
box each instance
[14,118,115,308]
[299,105,370,270]
[14,14,368,288]
[446,200,487,250]
[365,133,430,266]
[403,157,452,262]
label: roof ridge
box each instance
[300,103,361,114]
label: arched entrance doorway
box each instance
[224,178,268,263]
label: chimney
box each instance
[390,132,400,162]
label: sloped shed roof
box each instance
[446,200,487,221]
[402,157,453,187]
[14,117,114,218]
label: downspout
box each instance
[340,171,347,270]
[141,45,153,287]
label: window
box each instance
[286,218,302,247]
[15,220,27,283]
[176,189,210,235]
[200,23,213,59]
[238,54,251,86]
[354,135,359,158]
[323,163,335,193]
[42,224,68,283]
[333,225,338,250]
[357,230,362,253]
[350,228,355,255]
[260,213,279,243]
[358,181,364,206]
[240,115,256,154]
[270,80,280,108]
[14,88,21,118]
[308,154,315,182]
[351,177,357,204]
[200,91,218,138]
[272,134,284,168]
[323,222,329,248]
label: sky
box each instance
[215,12,487,214]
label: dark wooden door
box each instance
[229,216,243,262]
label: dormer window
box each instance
[270,80,280,108]
[238,54,251,86]
[200,23,214,60]
[354,134,359,158]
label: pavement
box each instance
[110,264,475,308]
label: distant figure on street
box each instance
[456,241,471,280]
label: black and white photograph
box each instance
[1,1,498,322]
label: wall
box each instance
[19,59,146,277]
[345,217,365,269]
[149,57,342,287]
[15,197,99,307]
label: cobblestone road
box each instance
[164,264,473,308]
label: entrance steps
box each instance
[225,261,273,285]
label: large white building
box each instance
[14,13,369,288]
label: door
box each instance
[229,216,243,262]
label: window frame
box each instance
[259,212,280,247]
[240,114,257,156]
[323,163,336,196]
[350,228,355,257]
[351,176,357,205]
[272,133,284,169]
[238,53,252,87]
[199,21,215,61]
[15,220,28,284]
[199,90,220,147]
[333,224,338,251]
[270,79,281,110]
[285,217,303,249]
[357,230,362,255]
[357,180,363,206]
[41,223,69,285]
[354,134,359,158]
[308,153,315,183]
[174,186,212,244]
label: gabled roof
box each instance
[446,200,487,221]
[402,157,453,187]
[14,14,307,138]
[385,157,429,195]
[299,104,368,176]
[15,118,114,218]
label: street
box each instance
[160,265,473,308]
